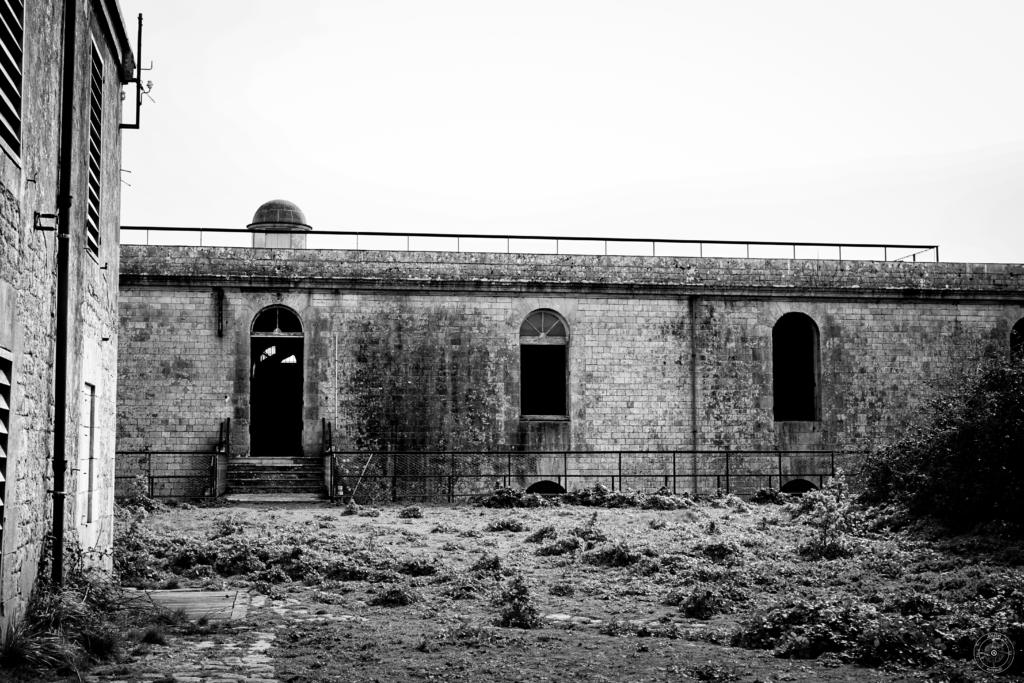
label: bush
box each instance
[398,506,423,519]
[680,584,728,620]
[794,470,859,559]
[493,573,541,629]
[370,584,420,607]
[733,596,945,666]
[582,540,655,568]
[535,536,582,557]
[860,360,1024,530]
[478,486,551,509]
[485,516,527,532]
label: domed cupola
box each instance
[247,199,312,248]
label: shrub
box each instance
[795,470,859,559]
[680,584,727,620]
[535,536,582,557]
[395,558,438,577]
[860,360,1024,530]
[485,516,528,532]
[493,573,541,629]
[733,596,945,666]
[398,506,423,519]
[582,540,654,568]
[648,518,668,530]
[549,580,575,596]
[571,512,608,545]
[370,584,420,607]
[478,486,550,509]
[470,553,502,574]
[525,525,557,543]
[750,488,785,505]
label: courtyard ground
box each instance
[86,490,1023,683]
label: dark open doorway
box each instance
[250,307,304,458]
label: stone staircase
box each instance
[225,456,326,500]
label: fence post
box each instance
[831,451,835,477]
[672,451,677,495]
[563,451,568,492]
[777,451,783,491]
[507,453,512,488]
[618,451,622,492]
[449,451,455,503]
[148,453,153,498]
[725,452,730,494]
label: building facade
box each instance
[0,0,134,628]
[116,202,1024,499]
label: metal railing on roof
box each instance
[120,226,940,262]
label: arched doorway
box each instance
[250,306,304,458]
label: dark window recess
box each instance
[86,44,103,256]
[1,354,13,572]
[521,345,566,416]
[772,313,820,421]
[1012,319,1024,362]
[252,307,302,334]
[0,0,23,156]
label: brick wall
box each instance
[118,245,1024,500]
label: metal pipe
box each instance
[50,0,82,587]
[689,296,699,495]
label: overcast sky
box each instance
[118,1,1024,264]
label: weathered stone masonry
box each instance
[117,246,1024,494]
[0,0,133,629]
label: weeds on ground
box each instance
[582,540,655,568]
[477,486,551,509]
[535,536,582,557]
[524,525,557,543]
[398,506,423,519]
[370,583,420,607]
[485,516,528,532]
[493,572,541,629]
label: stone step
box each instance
[228,457,322,466]
[227,466,322,476]
[223,492,328,504]
[227,477,322,487]
[225,486,325,495]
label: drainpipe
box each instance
[51,0,80,586]
[689,296,700,495]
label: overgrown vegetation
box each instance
[861,359,1024,531]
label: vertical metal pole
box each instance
[672,451,676,495]
[778,451,783,491]
[831,451,835,477]
[148,454,153,498]
[449,451,455,503]
[507,453,512,487]
[725,452,730,494]
[563,450,568,491]
[618,451,622,492]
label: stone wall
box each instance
[117,245,1024,499]
[0,0,131,629]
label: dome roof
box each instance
[246,199,312,231]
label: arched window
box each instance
[772,312,821,422]
[252,306,302,334]
[1012,318,1024,363]
[520,310,568,417]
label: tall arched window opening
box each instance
[1012,318,1024,363]
[520,310,568,417]
[772,312,821,422]
[250,306,304,457]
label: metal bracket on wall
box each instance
[34,212,58,231]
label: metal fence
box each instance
[121,226,939,263]
[114,451,224,500]
[328,449,856,504]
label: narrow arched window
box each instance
[772,312,821,422]
[520,310,568,417]
[1012,318,1024,363]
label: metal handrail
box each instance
[120,226,939,262]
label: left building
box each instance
[0,0,135,630]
